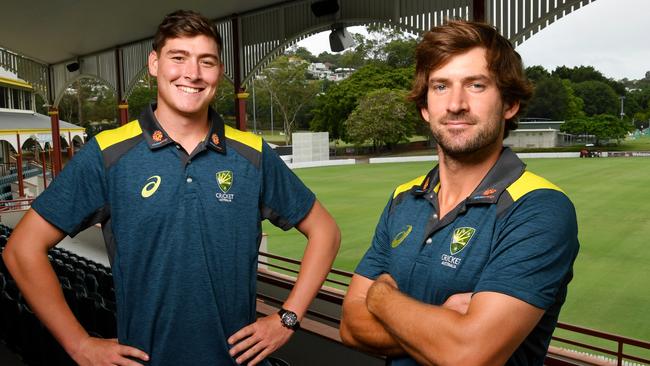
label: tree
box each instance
[34,93,48,115]
[553,65,625,95]
[633,111,650,130]
[258,56,321,144]
[525,65,551,84]
[212,78,235,120]
[337,33,372,69]
[344,88,417,150]
[58,77,117,137]
[316,51,343,67]
[572,80,619,116]
[286,46,317,63]
[382,38,417,68]
[553,65,604,83]
[627,87,650,119]
[310,63,414,141]
[562,80,585,120]
[526,77,569,120]
[128,74,157,119]
[561,114,633,145]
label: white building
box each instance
[327,67,355,81]
[503,121,576,148]
[307,62,333,79]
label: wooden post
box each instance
[48,107,63,176]
[15,134,24,197]
[41,150,48,189]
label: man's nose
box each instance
[184,60,200,80]
[447,87,469,114]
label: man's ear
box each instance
[504,100,520,120]
[148,50,159,77]
[420,106,430,123]
[217,61,225,80]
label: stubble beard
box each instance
[431,111,504,159]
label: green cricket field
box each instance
[262,155,650,346]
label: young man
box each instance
[340,20,579,366]
[3,10,340,366]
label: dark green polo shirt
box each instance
[33,104,315,365]
[356,148,579,366]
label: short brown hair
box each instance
[409,20,532,136]
[153,10,223,57]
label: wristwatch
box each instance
[278,308,300,330]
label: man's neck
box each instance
[154,105,210,153]
[436,142,502,218]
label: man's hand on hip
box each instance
[72,336,149,366]
[228,313,294,365]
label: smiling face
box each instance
[420,47,519,158]
[148,35,222,122]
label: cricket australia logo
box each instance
[215,170,235,202]
[441,227,476,269]
[450,227,475,254]
[391,225,412,248]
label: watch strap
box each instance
[278,308,300,330]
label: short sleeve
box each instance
[260,142,315,230]
[31,138,109,237]
[474,189,580,309]
[354,195,393,280]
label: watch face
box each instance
[282,311,298,326]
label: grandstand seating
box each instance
[0,223,116,365]
[0,164,45,201]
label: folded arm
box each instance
[366,274,544,366]
[340,274,405,356]
[340,274,473,357]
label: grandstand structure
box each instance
[1,0,597,177]
[4,0,650,365]
[0,71,84,200]
[2,205,650,365]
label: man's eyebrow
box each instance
[429,74,493,84]
[199,53,220,61]
[165,49,189,56]
[165,49,218,58]
[463,74,492,83]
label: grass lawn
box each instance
[262,156,650,345]
[619,134,650,150]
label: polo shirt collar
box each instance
[138,103,227,154]
[412,147,526,205]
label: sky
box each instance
[298,0,650,81]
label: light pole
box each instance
[270,89,274,135]
[619,96,625,120]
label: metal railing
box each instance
[0,198,34,212]
[552,323,650,365]
[258,251,650,366]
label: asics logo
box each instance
[141,175,162,198]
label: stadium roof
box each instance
[0,0,287,65]
[0,110,85,151]
[0,111,82,132]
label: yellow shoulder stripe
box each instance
[95,121,142,151]
[507,171,564,202]
[393,175,426,199]
[225,125,262,152]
